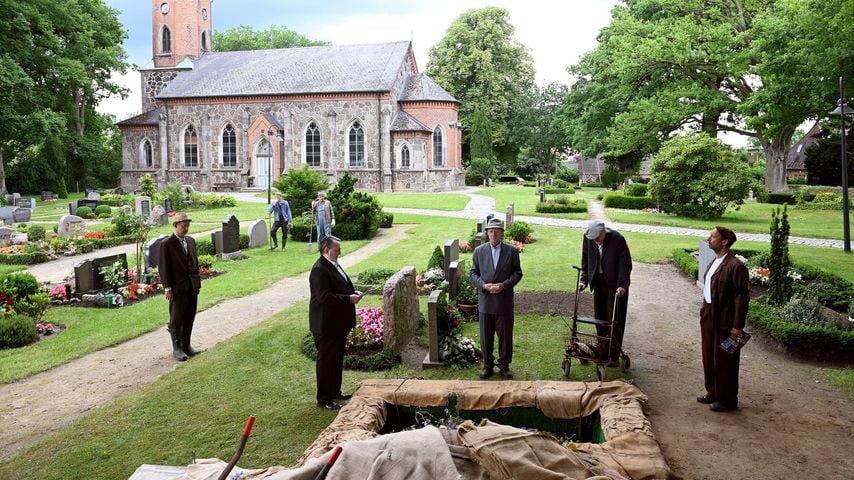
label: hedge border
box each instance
[300,333,401,371]
[535,201,587,214]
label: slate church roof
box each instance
[399,74,457,103]
[117,107,163,127]
[157,41,455,100]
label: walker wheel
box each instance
[562,358,571,378]
[621,355,631,372]
[596,365,607,382]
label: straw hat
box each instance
[171,212,192,225]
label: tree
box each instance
[648,134,751,219]
[466,158,495,186]
[213,24,327,51]
[563,0,854,193]
[273,165,329,216]
[426,7,535,167]
[804,128,854,186]
[469,106,493,164]
[509,82,570,177]
[767,205,792,306]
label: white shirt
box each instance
[490,243,501,269]
[704,253,727,303]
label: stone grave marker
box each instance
[135,196,151,217]
[87,191,101,201]
[506,203,515,232]
[11,193,20,203]
[697,240,716,288]
[221,215,240,256]
[68,201,78,216]
[163,198,173,213]
[211,230,223,255]
[247,219,268,248]
[74,253,128,293]
[422,289,444,368]
[145,234,169,270]
[473,232,484,248]
[381,266,419,352]
[539,188,546,203]
[443,239,459,280]
[78,198,98,210]
[150,205,167,225]
[0,207,18,225]
[476,220,484,235]
[485,213,494,225]
[12,207,30,224]
[447,260,460,301]
[15,198,35,209]
[0,227,15,242]
[57,215,86,238]
[10,232,28,244]
[41,190,53,201]
[120,205,132,215]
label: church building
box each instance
[118,0,465,193]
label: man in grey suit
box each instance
[470,218,523,379]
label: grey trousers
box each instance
[479,312,514,369]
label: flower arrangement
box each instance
[83,231,106,239]
[0,291,15,316]
[36,322,55,335]
[416,267,446,294]
[440,328,480,365]
[459,241,473,253]
[748,266,802,286]
[509,239,526,252]
[119,282,158,301]
[347,307,384,349]
[49,284,69,300]
[0,245,26,254]
[641,207,659,213]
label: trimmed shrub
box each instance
[327,173,383,241]
[300,333,400,371]
[380,212,394,228]
[356,267,397,290]
[602,193,657,210]
[505,221,533,243]
[749,301,854,360]
[289,215,312,242]
[0,272,41,300]
[552,179,569,189]
[767,192,796,205]
[0,252,52,265]
[195,238,217,256]
[0,314,38,349]
[197,254,215,269]
[671,248,699,280]
[14,293,50,323]
[535,200,587,213]
[28,225,46,242]
[556,166,579,184]
[89,234,135,249]
[781,295,834,329]
[543,187,576,194]
[75,206,93,219]
[94,205,112,217]
[427,245,444,271]
[624,182,648,197]
[239,233,250,250]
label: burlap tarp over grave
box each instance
[152,380,674,480]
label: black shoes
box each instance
[336,393,353,400]
[498,368,514,379]
[709,401,737,412]
[319,401,342,410]
[479,367,494,379]
[172,348,188,362]
[185,346,203,357]
[269,246,277,251]
[696,394,716,404]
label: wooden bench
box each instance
[212,182,236,192]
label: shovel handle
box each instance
[313,446,343,480]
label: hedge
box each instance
[300,333,400,370]
[671,248,699,280]
[543,187,576,194]
[602,193,657,210]
[89,234,136,249]
[766,192,797,205]
[748,301,854,360]
[0,252,52,265]
[535,200,587,213]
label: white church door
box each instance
[255,140,273,188]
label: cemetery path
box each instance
[0,224,410,461]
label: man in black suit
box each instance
[470,218,523,379]
[309,235,363,410]
[160,212,202,362]
[578,220,633,366]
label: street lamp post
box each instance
[831,76,853,252]
[266,128,275,205]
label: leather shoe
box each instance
[696,394,716,404]
[336,393,353,400]
[318,401,342,410]
[479,367,494,379]
[172,348,188,362]
[184,346,203,357]
[498,368,514,379]
[709,401,737,412]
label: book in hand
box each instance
[720,332,751,355]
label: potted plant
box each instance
[456,274,478,314]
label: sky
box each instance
[98,0,620,120]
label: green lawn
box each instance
[371,192,470,211]
[474,185,592,220]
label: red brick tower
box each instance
[152,0,212,68]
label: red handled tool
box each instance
[313,445,343,480]
[216,416,256,480]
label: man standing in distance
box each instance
[470,218,523,379]
[160,212,202,361]
[698,226,750,412]
[578,220,632,366]
[311,191,335,241]
[267,191,292,251]
[309,235,363,409]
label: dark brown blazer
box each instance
[703,254,750,330]
[309,256,356,337]
[159,234,201,294]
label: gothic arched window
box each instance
[348,121,364,167]
[201,31,208,52]
[142,140,153,168]
[184,125,198,167]
[400,144,410,169]
[160,26,171,54]
[432,127,444,167]
[222,124,236,167]
[305,122,321,167]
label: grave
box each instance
[539,188,546,203]
[41,190,53,201]
[247,219,268,248]
[476,220,484,235]
[443,239,459,280]
[505,203,514,232]
[211,231,223,255]
[150,205,167,226]
[380,266,419,352]
[87,191,101,201]
[74,253,128,293]
[447,260,460,301]
[422,290,444,368]
[145,235,170,270]
[10,232,27,245]
[163,198,173,213]
[15,198,35,209]
[135,196,151,217]
[57,215,86,238]
[0,227,15,243]
[78,198,99,210]
[0,207,20,225]
[473,232,484,248]
[220,215,241,259]
[12,207,31,224]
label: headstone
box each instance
[487,178,494,187]
[73,253,128,293]
[78,198,98,210]
[41,191,53,201]
[0,227,15,242]
[15,198,35,209]
[422,289,444,367]
[163,198,173,213]
[473,232,484,248]
[506,203,515,232]
[539,188,546,203]
[221,215,240,254]
[485,214,494,225]
[150,205,166,225]
[443,239,459,280]
[135,196,151,217]
[476,220,484,235]
[58,215,86,238]
[447,260,460,301]
[11,193,20,203]
[68,201,77,216]
[0,207,18,225]
[697,240,716,287]
[11,208,30,223]
[10,232,27,245]
[247,219,268,247]
[211,231,223,255]
[381,266,420,352]
[145,235,169,270]
[120,205,132,215]
[87,191,101,201]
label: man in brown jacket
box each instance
[698,226,750,412]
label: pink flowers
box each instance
[36,322,55,335]
[347,307,384,349]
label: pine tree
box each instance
[767,205,792,305]
[469,106,493,164]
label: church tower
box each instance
[151,0,212,68]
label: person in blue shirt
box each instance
[312,190,335,241]
[267,192,292,251]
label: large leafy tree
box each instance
[510,82,571,177]
[426,7,535,166]
[564,0,854,193]
[213,24,328,51]
[0,0,129,195]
